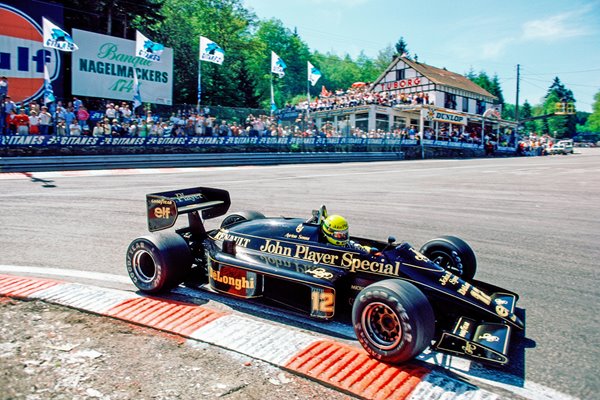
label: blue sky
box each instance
[243,0,600,112]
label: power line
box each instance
[520,68,600,76]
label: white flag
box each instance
[271,51,286,78]
[308,61,322,86]
[136,31,164,62]
[133,69,142,109]
[199,36,225,65]
[43,17,78,52]
[44,64,55,104]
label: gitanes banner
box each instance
[1,136,417,147]
[71,29,173,105]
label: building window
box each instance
[355,113,369,133]
[444,93,457,110]
[462,97,469,112]
[375,113,389,132]
[476,100,486,115]
[396,69,405,81]
[393,116,406,131]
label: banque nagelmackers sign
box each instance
[71,29,173,105]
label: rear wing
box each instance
[146,187,231,232]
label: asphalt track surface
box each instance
[1,148,599,399]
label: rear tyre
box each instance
[126,232,192,294]
[420,235,477,280]
[220,211,265,229]
[352,279,435,364]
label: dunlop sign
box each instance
[71,29,173,105]
[432,110,467,125]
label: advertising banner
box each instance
[1,135,413,147]
[71,29,173,105]
[0,2,63,104]
[431,110,468,125]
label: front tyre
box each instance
[420,235,477,280]
[126,232,192,294]
[352,279,434,364]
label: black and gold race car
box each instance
[126,186,525,366]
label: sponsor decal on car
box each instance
[214,230,250,248]
[458,320,471,337]
[478,333,500,342]
[210,267,255,291]
[208,264,261,298]
[305,267,334,280]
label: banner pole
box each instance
[306,73,310,131]
[270,73,274,117]
[197,57,202,114]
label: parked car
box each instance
[557,139,574,154]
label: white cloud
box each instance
[481,37,515,59]
[521,8,592,41]
[476,5,595,60]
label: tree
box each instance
[542,77,577,138]
[247,18,312,109]
[490,74,505,105]
[153,0,258,106]
[62,0,165,38]
[584,90,600,132]
[520,101,536,134]
[395,37,409,57]
[374,45,396,72]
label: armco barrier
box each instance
[0,152,405,172]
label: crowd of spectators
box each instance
[1,95,515,149]
[1,74,516,150]
[285,85,432,113]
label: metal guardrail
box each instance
[0,152,405,173]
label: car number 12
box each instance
[310,288,334,318]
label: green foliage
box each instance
[58,0,590,123]
[520,101,537,133]
[374,45,396,72]
[395,37,409,57]
[467,71,504,106]
[583,90,600,132]
[62,0,165,37]
[542,77,577,138]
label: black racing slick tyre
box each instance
[220,211,265,229]
[420,235,477,281]
[352,279,435,364]
[126,232,192,294]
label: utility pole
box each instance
[515,64,520,140]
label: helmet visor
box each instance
[330,229,348,241]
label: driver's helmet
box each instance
[321,215,349,246]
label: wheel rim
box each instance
[361,302,402,350]
[430,250,463,276]
[132,249,156,283]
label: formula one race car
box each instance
[126,187,524,366]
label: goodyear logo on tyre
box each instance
[0,4,60,103]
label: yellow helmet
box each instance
[322,215,349,246]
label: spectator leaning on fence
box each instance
[39,106,52,135]
[77,106,90,129]
[15,109,29,135]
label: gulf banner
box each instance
[71,29,173,105]
[0,3,61,103]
